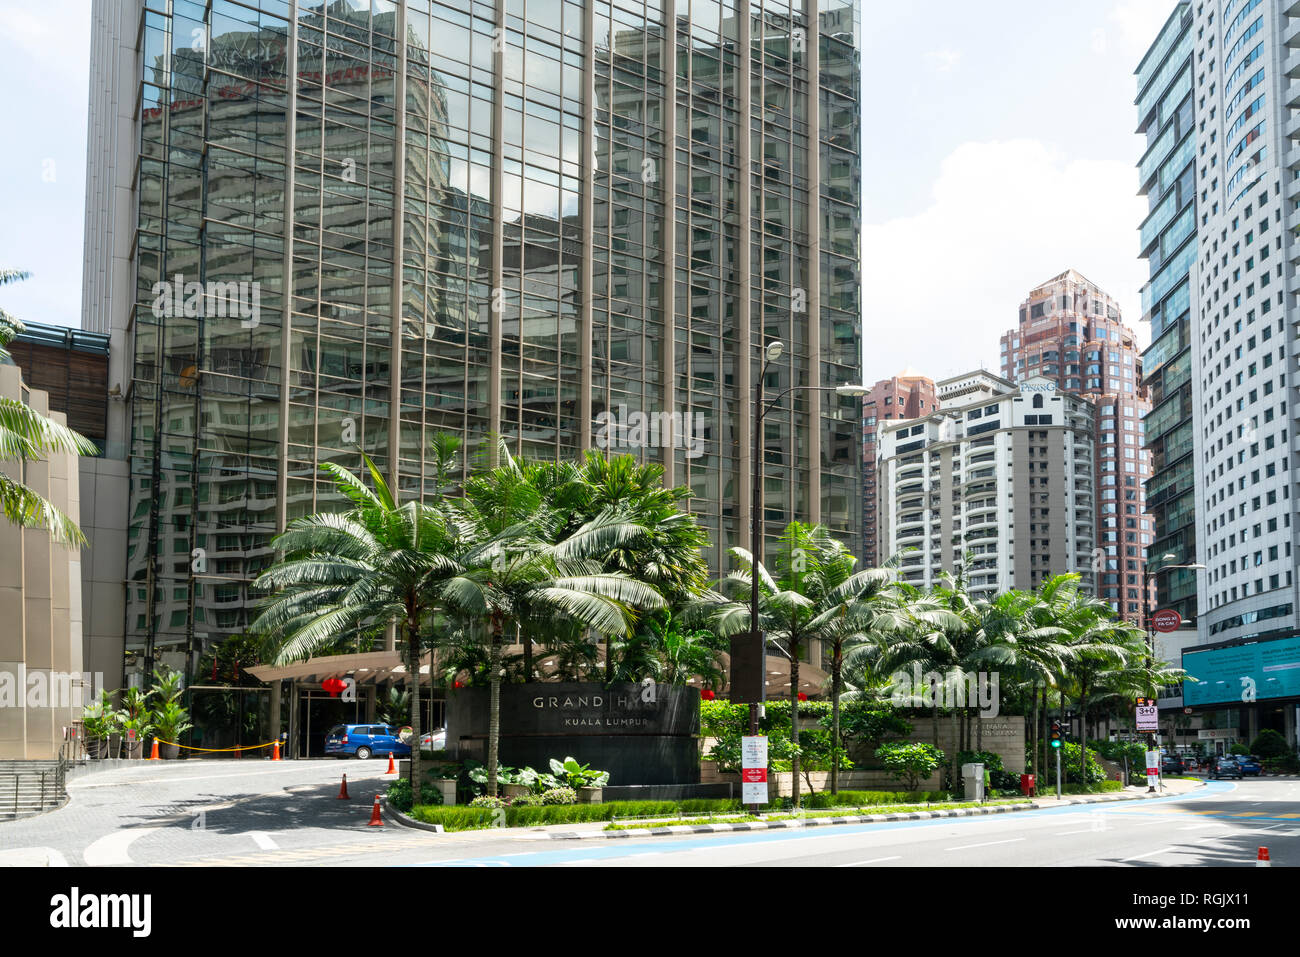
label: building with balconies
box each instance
[876,371,1097,599]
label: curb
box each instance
[535,783,1207,841]
[380,798,446,833]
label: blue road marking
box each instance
[411,782,1240,867]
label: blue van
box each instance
[324,724,412,760]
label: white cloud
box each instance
[861,139,1150,383]
[925,48,962,73]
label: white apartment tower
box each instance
[1188,0,1298,644]
[876,371,1097,599]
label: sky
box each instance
[0,0,1178,382]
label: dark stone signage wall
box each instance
[445,683,702,785]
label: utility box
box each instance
[961,763,985,802]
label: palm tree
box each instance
[251,455,459,803]
[832,583,956,792]
[0,270,98,544]
[434,496,667,796]
[704,523,884,807]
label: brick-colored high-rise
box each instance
[862,369,937,567]
[1000,269,1153,621]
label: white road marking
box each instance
[834,856,902,867]
[1123,847,1173,861]
[945,838,1024,851]
[1179,823,1228,831]
[0,847,68,867]
[250,832,278,850]
[84,828,162,866]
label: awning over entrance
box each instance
[245,647,829,697]
[246,651,433,686]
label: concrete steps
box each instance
[0,760,66,819]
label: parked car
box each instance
[1161,755,1185,774]
[1210,756,1244,780]
[1237,755,1263,776]
[419,728,447,752]
[324,724,412,760]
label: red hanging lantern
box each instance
[452,680,464,689]
[797,692,808,701]
[322,677,346,697]
[700,689,715,701]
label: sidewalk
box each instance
[385,777,1206,843]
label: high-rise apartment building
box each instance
[999,270,1153,622]
[861,369,936,566]
[1182,0,1297,645]
[876,371,1097,599]
[1136,3,1199,627]
[82,0,863,688]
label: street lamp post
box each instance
[1141,552,1204,790]
[743,339,867,777]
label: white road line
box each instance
[1056,828,1105,836]
[1179,823,1228,831]
[0,847,68,867]
[945,838,1024,851]
[250,832,278,850]
[1123,847,1173,861]
[84,828,162,866]
[835,856,902,867]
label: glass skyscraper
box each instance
[1135,2,1198,625]
[82,0,862,687]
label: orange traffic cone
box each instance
[148,739,160,760]
[272,740,281,761]
[338,774,351,800]
[386,753,396,774]
[1257,847,1271,867]
[368,794,384,827]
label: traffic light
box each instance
[1050,720,1062,749]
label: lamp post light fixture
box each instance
[739,339,868,750]
[1140,552,1205,786]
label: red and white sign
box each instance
[1145,750,1161,788]
[741,735,768,804]
[126,729,137,742]
[1151,609,1182,633]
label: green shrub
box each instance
[1250,729,1289,761]
[540,787,577,805]
[469,795,506,809]
[875,742,945,791]
[510,793,544,807]
[1229,743,1250,756]
[1056,741,1106,785]
[387,779,413,812]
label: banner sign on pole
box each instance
[741,735,768,804]
[1145,750,1161,789]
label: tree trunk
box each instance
[1039,685,1048,783]
[949,706,959,789]
[406,606,423,806]
[1078,682,1089,786]
[487,613,503,798]
[790,642,801,808]
[830,641,842,795]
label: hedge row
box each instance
[406,789,963,830]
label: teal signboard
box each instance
[1183,635,1300,706]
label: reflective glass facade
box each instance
[91,0,863,686]
[85,0,862,687]
[1136,2,1198,623]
